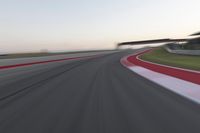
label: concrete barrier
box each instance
[165,46,200,56]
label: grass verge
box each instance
[140,47,200,71]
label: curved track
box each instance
[0,50,199,133]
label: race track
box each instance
[0,49,199,133]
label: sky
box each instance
[1,0,200,53]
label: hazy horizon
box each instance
[1,0,200,53]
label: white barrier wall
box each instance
[165,47,200,56]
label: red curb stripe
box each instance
[0,55,98,70]
[126,50,200,85]
[120,57,135,67]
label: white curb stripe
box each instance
[128,66,200,104]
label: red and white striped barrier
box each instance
[121,49,200,104]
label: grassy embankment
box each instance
[140,47,200,71]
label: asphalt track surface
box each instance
[0,50,199,133]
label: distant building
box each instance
[184,32,200,49]
[40,49,49,53]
